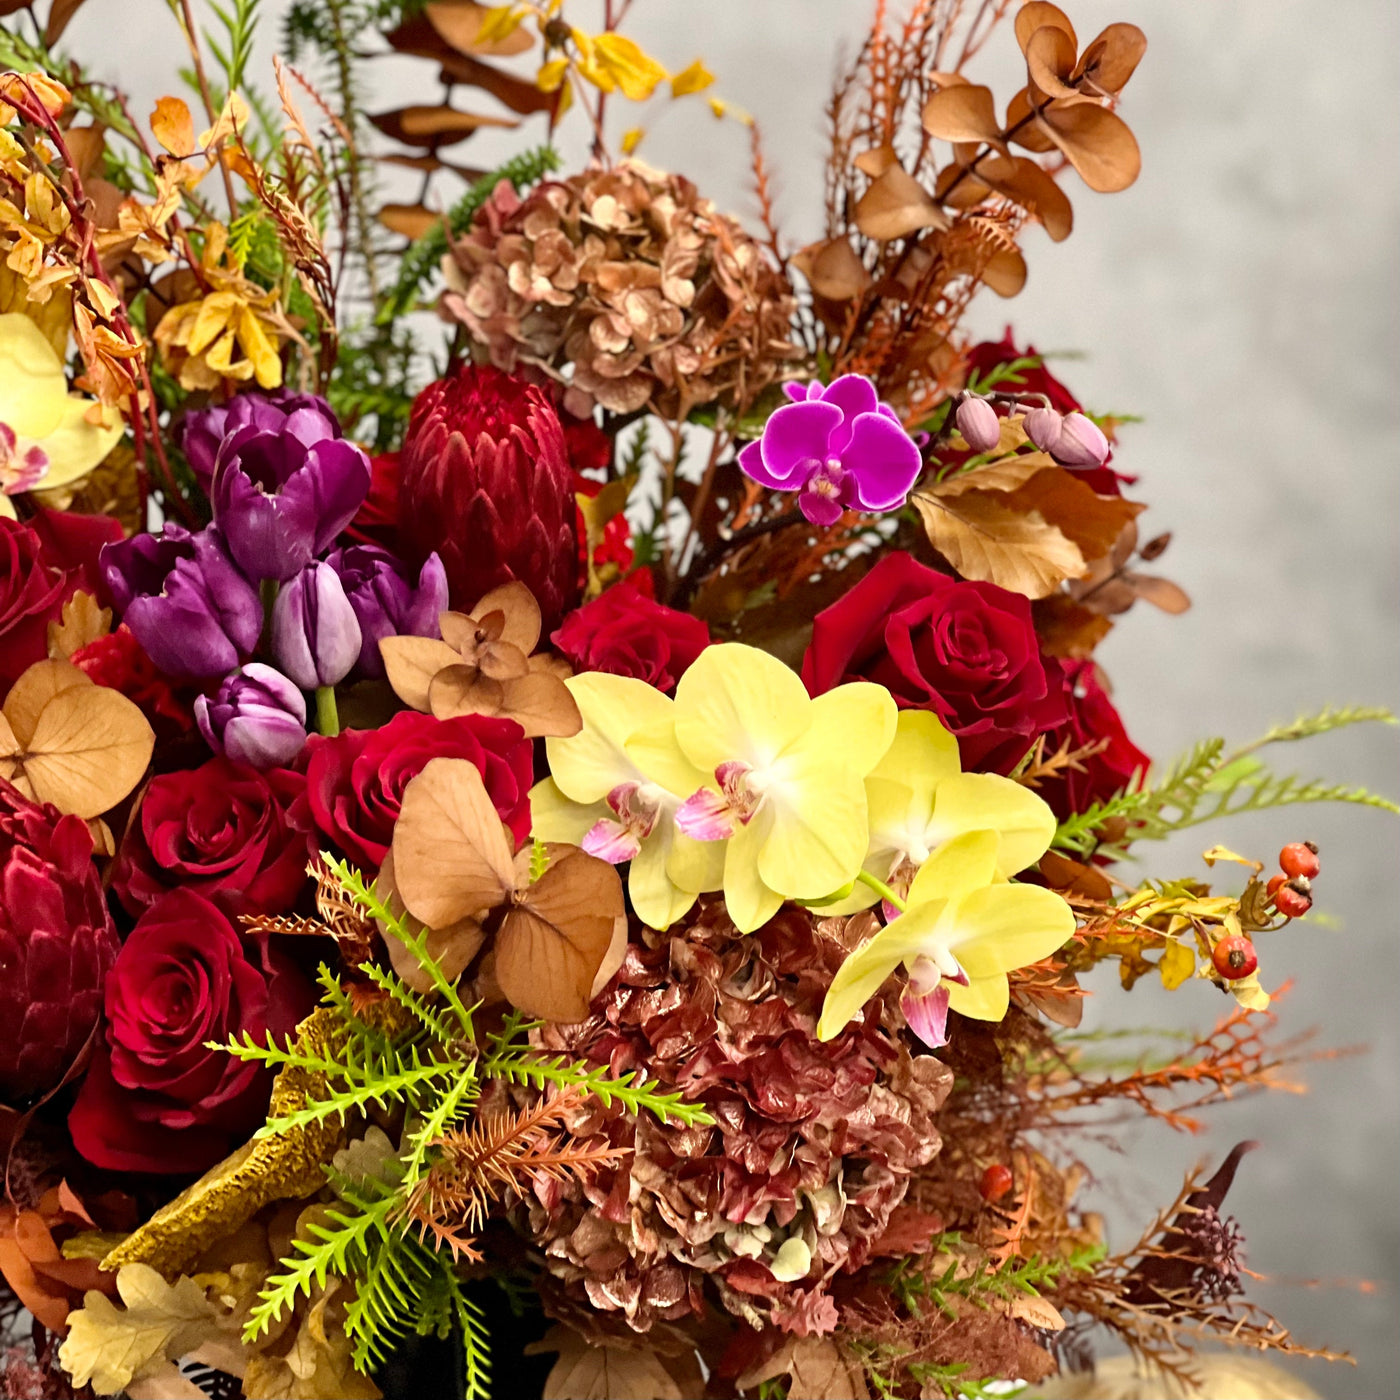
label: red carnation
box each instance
[553,581,710,693]
[398,365,579,630]
[305,709,534,871]
[802,551,1068,774]
[68,889,313,1175]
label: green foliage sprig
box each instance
[1053,706,1398,859]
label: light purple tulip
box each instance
[955,395,1002,454]
[195,664,308,769]
[100,525,261,679]
[324,543,449,679]
[271,562,362,690]
[738,374,923,527]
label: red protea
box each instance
[0,779,118,1102]
[398,364,579,631]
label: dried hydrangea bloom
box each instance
[441,162,801,417]
[520,899,952,1337]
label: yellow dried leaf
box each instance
[2,657,91,746]
[150,96,196,158]
[912,490,1085,598]
[589,33,668,101]
[1158,938,1195,991]
[619,126,644,155]
[669,59,715,98]
[933,454,1053,497]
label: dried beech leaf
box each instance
[1033,596,1114,659]
[1026,24,1080,99]
[921,84,1004,146]
[1015,2,1077,54]
[425,0,536,57]
[934,455,1055,497]
[378,203,440,239]
[380,635,461,711]
[2,658,92,747]
[1001,467,1145,560]
[1075,23,1148,93]
[853,143,899,178]
[913,491,1085,599]
[854,163,950,241]
[495,851,623,1023]
[792,237,870,301]
[736,1336,871,1400]
[16,684,154,818]
[47,591,112,660]
[1036,103,1142,193]
[471,581,542,654]
[978,155,1073,242]
[1005,87,1057,153]
[1129,572,1192,614]
[391,757,516,929]
[499,671,583,739]
[368,105,516,148]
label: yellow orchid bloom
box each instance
[817,830,1076,1048]
[819,710,1058,915]
[631,642,897,934]
[529,672,724,931]
[0,311,121,517]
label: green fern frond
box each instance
[483,1050,713,1128]
[357,960,461,1047]
[400,1072,479,1183]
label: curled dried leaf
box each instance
[424,0,536,57]
[378,203,440,239]
[1074,22,1148,93]
[854,163,950,241]
[1015,2,1078,54]
[1006,87,1058,153]
[1025,24,1080,99]
[853,143,899,178]
[1001,467,1144,561]
[792,237,870,301]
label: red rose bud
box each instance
[271,561,362,690]
[1024,406,1064,454]
[398,365,579,631]
[0,779,118,1101]
[1052,412,1110,468]
[955,395,1002,454]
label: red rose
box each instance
[0,509,123,699]
[113,757,315,918]
[1039,661,1149,819]
[802,552,1068,773]
[344,450,401,549]
[306,709,534,870]
[552,581,710,693]
[68,889,313,1174]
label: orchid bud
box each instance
[1052,412,1111,468]
[195,664,308,769]
[1023,407,1064,454]
[954,395,1001,454]
[271,562,362,690]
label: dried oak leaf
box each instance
[736,1336,871,1400]
[0,658,153,818]
[46,589,112,660]
[912,490,1085,599]
[529,1324,701,1400]
[242,1277,381,1400]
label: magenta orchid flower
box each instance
[737,375,924,526]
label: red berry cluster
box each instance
[1266,841,1320,920]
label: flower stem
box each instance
[315,686,340,737]
[258,578,279,655]
[856,869,908,913]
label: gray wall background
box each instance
[56,1,1399,1393]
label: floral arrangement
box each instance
[0,2,1393,1399]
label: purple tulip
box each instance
[101,524,261,679]
[210,409,371,582]
[325,543,449,679]
[955,395,1002,454]
[195,664,308,769]
[738,375,923,526]
[181,390,345,494]
[271,562,362,690]
[1053,412,1110,468]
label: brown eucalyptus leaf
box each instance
[378,203,440,239]
[1026,24,1080,98]
[853,143,899,178]
[1005,87,1057,153]
[45,0,91,43]
[499,671,583,739]
[47,591,111,660]
[495,851,623,1023]
[2,658,91,747]
[1001,467,1145,560]
[982,242,1028,297]
[854,164,949,241]
[379,635,461,711]
[1138,530,1172,562]
[376,850,486,995]
[471,581,542,653]
[1129,572,1192,614]
[1074,23,1148,93]
[368,105,516,149]
[425,0,536,57]
[791,237,870,301]
[1036,102,1141,193]
[477,639,531,681]
[391,757,515,929]
[978,155,1073,241]
[932,163,993,210]
[432,51,557,115]
[934,454,1054,497]
[921,84,1004,146]
[1014,2,1077,54]
[913,491,1085,599]
[1033,596,1113,659]
[428,666,504,721]
[18,684,153,819]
